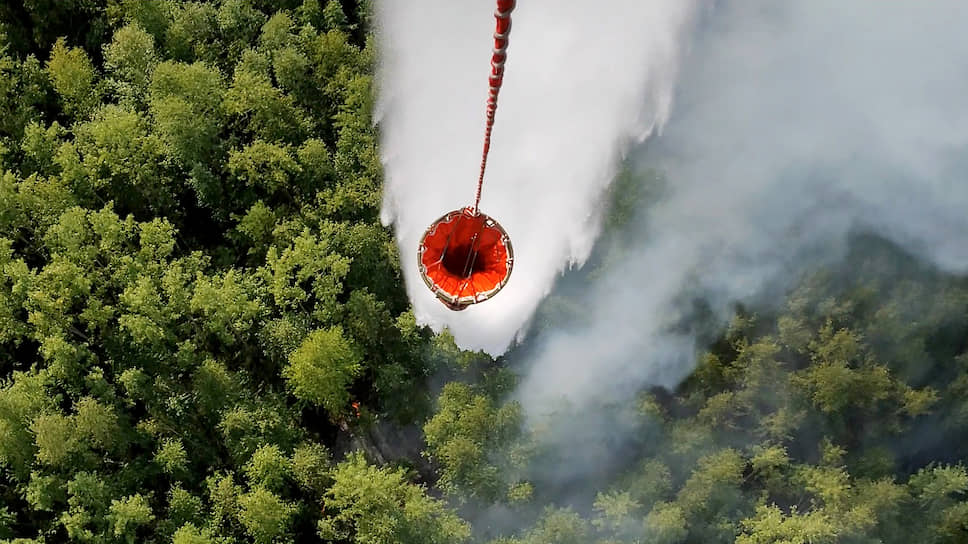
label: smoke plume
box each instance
[376,0,700,354]
[516,0,968,422]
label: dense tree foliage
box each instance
[0,1,470,542]
[2,2,967,543]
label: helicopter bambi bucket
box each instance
[417,0,517,311]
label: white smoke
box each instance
[376,0,701,354]
[516,0,968,417]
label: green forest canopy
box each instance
[0,1,967,543]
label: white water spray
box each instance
[377,0,701,354]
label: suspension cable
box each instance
[473,0,516,215]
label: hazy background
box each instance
[515,0,968,417]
